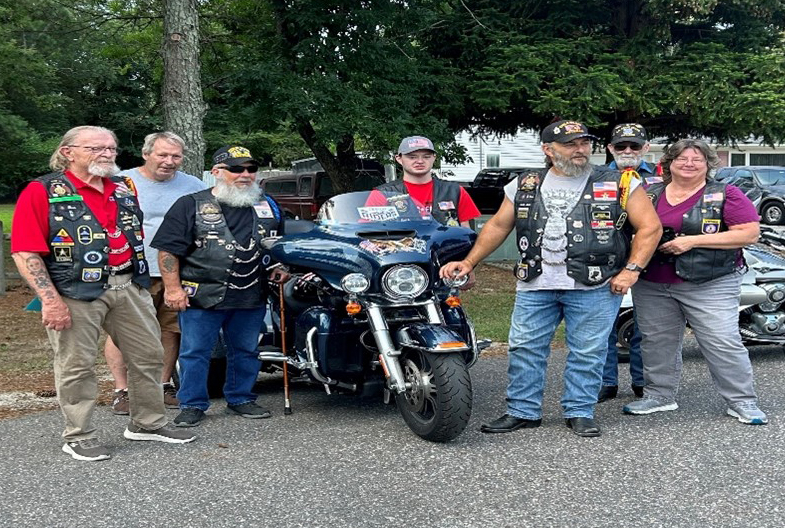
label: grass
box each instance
[0,203,13,231]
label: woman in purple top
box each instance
[623,139,768,424]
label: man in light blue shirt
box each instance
[104,132,206,414]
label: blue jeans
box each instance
[603,314,644,387]
[177,307,265,411]
[506,287,622,419]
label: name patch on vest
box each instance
[702,219,721,234]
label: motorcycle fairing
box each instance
[394,323,471,357]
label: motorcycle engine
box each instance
[749,312,785,335]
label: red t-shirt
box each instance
[643,184,759,284]
[12,171,134,266]
[370,180,480,223]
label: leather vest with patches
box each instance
[513,167,630,286]
[179,189,281,309]
[376,176,462,226]
[647,181,738,283]
[38,172,150,301]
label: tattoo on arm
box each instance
[160,253,179,274]
[24,255,56,300]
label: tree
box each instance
[421,0,785,145]
[162,0,206,177]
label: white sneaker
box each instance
[62,439,111,461]
[623,397,678,415]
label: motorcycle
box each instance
[257,190,487,442]
[613,226,785,356]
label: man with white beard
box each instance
[598,123,659,403]
[11,126,196,461]
[153,145,288,427]
[440,120,661,437]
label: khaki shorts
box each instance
[148,277,180,334]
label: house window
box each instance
[730,153,746,166]
[750,153,785,165]
[486,154,500,168]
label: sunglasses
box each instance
[612,143,643,152]
[222,165,259,174]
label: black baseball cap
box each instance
[212,145,259,166]
[540,120,599,143]
[610,123,648,145]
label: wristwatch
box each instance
[624,263,644,273]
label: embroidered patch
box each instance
[593,182,618,201]
[84,251,102,264]
[77,225,93,245]
[438,201,456,210]
[702,219,721,234]
[82,268,102,282]
[181,281,199,297]
[254,202,274,219]
[588,266,602,282]
[53,247,72,262]
[51,229,75,246]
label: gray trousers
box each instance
[632,272,757,405]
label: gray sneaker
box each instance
[174,408,206,427]
[62,439,111,461]
[727,402,769,425]
[124,423,197,443]
[226,402,272,419]
[623,397,678,415]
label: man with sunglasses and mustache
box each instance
[153,145,288,427]
[598,123,659,404]
[12,126,197,461]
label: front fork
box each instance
[366,300,444,394]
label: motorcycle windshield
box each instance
[316,191,434,225]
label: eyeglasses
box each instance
[221,165,259,174]
[673,157,707,165]
[69,145,119,154]
[612,143,643,152]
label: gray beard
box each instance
[552,151,593,178]
[214,180,262,207]
[89,162,120,178]
[612,153,644,169]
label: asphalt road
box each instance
[1,341,784,528]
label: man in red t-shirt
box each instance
[12,126,195,461]
[376,136,480,227]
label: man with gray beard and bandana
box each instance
[12,126,196,461]
[153,145,288,427]
[440,120,661,437]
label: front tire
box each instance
[395,350,472,442]
[762,202,785,225]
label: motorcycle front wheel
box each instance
[395,349,472,442]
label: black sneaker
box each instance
[124,423,197,443]
[226,402,272,419]
[173,408,206,427]
[62,439,111,461]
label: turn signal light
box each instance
[436,341,467,350]
[346,301,362,315]
[445,295,461,307]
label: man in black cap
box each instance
[440,120,661,437]
[376,135,480,228]
[153,145,289,427]
[598,123,660,403]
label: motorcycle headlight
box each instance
[341,273,370,294]
[382,265,428,298]
[443,274,469,288]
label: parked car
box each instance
[465,167,542,214]
[714,166,785,224]
[261,170,385,220]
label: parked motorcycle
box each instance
[257,191,487,442]
[613,226,785,356]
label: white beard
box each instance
[613,152,644,169]
[214,179,262,207]
[89,161,121,178]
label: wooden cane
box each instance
[279,281,292,415]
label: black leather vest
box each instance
[376,176,462,226]
[179,189,282,309]
[38,172,150,301]
[513,167,630,286]
[647,181,739,283]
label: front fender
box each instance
[395,323,471,354]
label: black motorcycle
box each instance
[258,191,487,442]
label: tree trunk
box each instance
[295,119,358,194]
[162,0,206,178]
